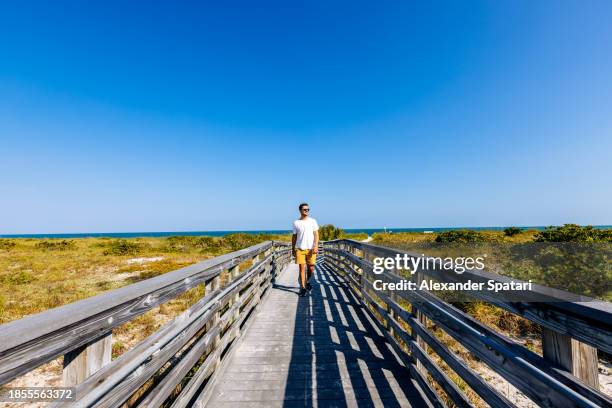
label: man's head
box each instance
[298,202,310,217]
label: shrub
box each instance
[165,236,221,252]
[220,233,263,251]
[35,240,75,251]
[103,239,146,256]
[193,236,220,250]
[344,232,369,241]
[511,225,612,299]
[435,229,485,243]
[319,224,344,241]
[0,239,16,251]
[0,271,36,285]
[534,224,612,242]
[503,227,522,237]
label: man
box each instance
[292,203,319,297]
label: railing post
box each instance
[230,265,241,334]
[412,270,428,374]
[251,254,262,304]
[388,306,396,338]
[542,328,599,389]
[206,275,221,368]
[63,331,112,386]
[360,246,368,279]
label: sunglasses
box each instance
[301,208,310,212]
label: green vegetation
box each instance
[435,229,486,243]
[101,239,148,255]
[0,239,16,251]
[343,232,369,241]
[503,226,522,237]
[221,233,273,251]
[371,225,611,300]
[165,236,220,252]
[35,240,76,251]
[509,224,612,299]
[534,224,612,242]
[316,224,368,241]
[318,224,344,241]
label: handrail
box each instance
[0,240,292,407]
[325,239,612,352]
[323,239,611,408]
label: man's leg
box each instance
[299,263,307,289]
[305,249,316,290]
[307,264,315,283]
[306,264,315,291]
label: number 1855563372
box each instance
[0,387,76,402]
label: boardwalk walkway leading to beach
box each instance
[205,262,427,407]
[1,240,610,408]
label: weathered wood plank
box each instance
[542,328,599,389]
[62,332,112,387]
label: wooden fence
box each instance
[323,239,611,408]
[0,240,291,407]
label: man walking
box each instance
[292,203,319,297]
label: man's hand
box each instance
[311,247,318,254]
[292,248,297,259]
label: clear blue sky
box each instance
[1,1,611,234]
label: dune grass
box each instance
[0,233,290,325]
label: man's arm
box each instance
[312,231,319,254]
[292,233,297,257]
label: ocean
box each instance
[1,226,610,239]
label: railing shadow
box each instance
[282,258,424,407]
[272,282,300,295]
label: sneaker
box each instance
[306,282,312,291]
[298,287,306,297]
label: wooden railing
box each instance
[0,240,292,407]
[323,239,612,408]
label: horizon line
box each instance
[2,224,611,238]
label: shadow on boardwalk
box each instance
[205,260,428,408]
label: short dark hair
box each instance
[298,202,309,210]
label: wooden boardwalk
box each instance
[2,240,610,407]
[205,261,429,408]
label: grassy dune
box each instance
[0,233,291,324]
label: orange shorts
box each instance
[295,249,317,265]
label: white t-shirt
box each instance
[292,217,319,250]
